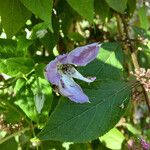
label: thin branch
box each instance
[115,13,150,114]
[0,127,30,144]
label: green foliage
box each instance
[38,80,131,142]
[105,0,127,13]
[20,0,53,31]
[0,57,34,76]
[99,128,125,149]
[0,0,150,149]
[66,0,94,22]
[0,0,31,38]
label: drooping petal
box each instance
[57,54,68,64]
[67,43,100,66]
[58,74,89,103]
[65,65,96,83]
[45,58,61,85]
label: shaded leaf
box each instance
[66,0,94,22]
[105,0,127,13]
[0,0,31,38]
[138,6,149,30]
[20,0,53,31]
[0,138,18,150]
[14,78,26,94]
[0,57,34,76]
[94,0,110,22]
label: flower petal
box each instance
[59,74,89,103]
[67,43,100,66]
[65,66,96,83]
[45,58,61,85]
[57,54,68,64]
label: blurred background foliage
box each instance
[0,0,150,149]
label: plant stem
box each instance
[115,13,150,114]
[0,127,30,144]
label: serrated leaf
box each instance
[79,42,123,80]
[0,0,31,38]
[0,57,34,76]
[20,0,53,32]
[66,0,94,22]
[38,80,131,142]
[105,0,127,13]
[99,128,125,150]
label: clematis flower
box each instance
[45,43,100,103]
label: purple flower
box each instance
[140,138,150,150]
[45,43,100,103]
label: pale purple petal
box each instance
[67,43,99,66]
[59,75,89,103]
[57,54,68,64]
[45,59,61,85]
[65,66,96,83]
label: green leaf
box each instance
[105,0,127,13]
[16,36,33,55]
[15,90,39,122]
[0,57,34,76]
[138,6,149,30]
[38,80,131,142]
[79,42,123,80]
[127,0,136,14]
[132,26,150,40]
[137,49,150,69]
[68,32,85,42]
[66,0,94,22]
[69,143,88,150]
[20,0,53,32]
[99,128,125,150]
[42,141,65,150]
[125,123,141,135]
[0,0,31,38]
[14,78,26,94]
[5,108,22,123]
[0,39,17,58]
[0,138,18,150]
[94,0,110,22]
[31,77,53,126]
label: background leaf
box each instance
[99,128,125,150]
[0,57,34,76]
[66,0,94,22]
[0,0,31,38]
[105,0,127,13]
[20,0,53,31]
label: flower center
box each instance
[58,64,75,76]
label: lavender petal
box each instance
[67,43,100,66]
[59,74,89,103]
[45,59,61,85]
